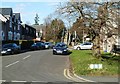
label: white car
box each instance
[73,42,93,50]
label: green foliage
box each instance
[45,18,66,42]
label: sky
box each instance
[0,1,64,25]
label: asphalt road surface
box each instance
[2,49,72,82]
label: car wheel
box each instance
[11,51,14,55]
[53,52,56,55]
[77,47,80,50]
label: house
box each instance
[0,8,22,41]
[101,8,119,53]
[0,14,8,40]
[21,24,36,40]
[32,24,46,41]
[13,13,22,40]
[0,8,13,40]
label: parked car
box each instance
[73,42,93,50]
[30,42,45,50]
[44,42,54,49]
[53,42,69,55]
[1,43,20,55]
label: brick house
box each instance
[21,24,36,40]
[0,8,36,41]
[13,13,22,40]
[0,8,13,41]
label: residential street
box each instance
[2,49,72,82]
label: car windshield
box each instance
[3,44,14,48]
[55,44,67,48]
[45,43,50,45]
[36,42,44,46]
[83,42,91,45]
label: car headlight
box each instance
[64,49,67,51]
[7,49,11,51]
[53,49,56,51]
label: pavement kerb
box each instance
[64,68,95,82]
[69,69,95,82]
[73,72,96,82]
[64,69,72,80]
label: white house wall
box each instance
[0,14,7,22]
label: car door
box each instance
[84,42,92,49]
[80,42,92,49]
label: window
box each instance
[1,31,5,40]
[9,17,12,28]
[8,31,12,40]
[14,26,16,31]
[16,33,20,40]
[14,32,16,40]
[18,25,20,30]
[18,20,20,30]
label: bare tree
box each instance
[56,1,119,58]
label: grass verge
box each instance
[70,50,119,76]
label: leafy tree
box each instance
[51,18,66,42]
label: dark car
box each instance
[30,42,45,50]
[53,43,69,55]
[1,43,20,55]
[44,42,54,49]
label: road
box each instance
[2,49,72,82]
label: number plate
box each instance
[1,51,6,54]
[57,51,62,53]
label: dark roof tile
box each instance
[0,8,12,15]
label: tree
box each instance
[34,13,39,25]
[44,15,53,41]
[51,18,66,42]
[56,1,119,58]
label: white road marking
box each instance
[5,61,19,68]
[11,80,27,82]
[23,55,31,60]
[32,81,46,82]
[0,80,6,82]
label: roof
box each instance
[32,25,45,31]
[22,24,36,30]
[13,13,21,22]
[14,13,20,20]
[0,8,12,15]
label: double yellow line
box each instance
[63,69,95,82]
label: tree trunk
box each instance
[92,35,101,58]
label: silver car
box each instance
[74,42,93,50]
